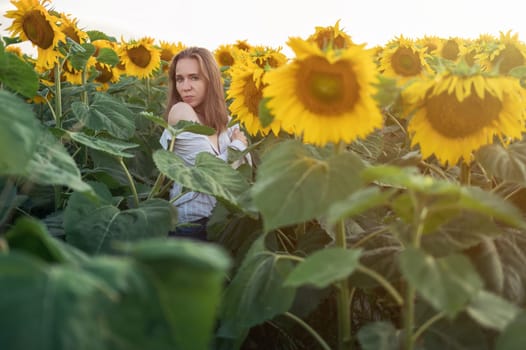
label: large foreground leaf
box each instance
[23,129,93,194]
[251,140,365,231]
[218,234,296,339]
[0,90,40,175]
[120,238,231,350]
[0,253,115,350]
[64,183,177,254]
[0,49,39,98]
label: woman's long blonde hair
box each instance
[164,47,228,133]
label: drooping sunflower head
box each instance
[118,36,161,79]
[456,40,485,68]
[402,71,526,166]
[415,35,443,56]
[379,35,431,84]
[227,55,281,137]
[249,45,288,69]
[91,40,121,88]
[5,0,66,70]
[263,37,383,146]
[483,30,526,75]
[307,19,354,51]
[56,12,88,44]
[438,37,468,62]
[62,56,96,85]
[158,40,186,71]
[234,39,252,52]
[214,44,242,68]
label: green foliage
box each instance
[3,26,526,350]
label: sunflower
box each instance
[438,37,467,62]
[91,39,121,89]
[227,56,281,136]
[5,0,66,70]
[62,59,86,84]
[118,36,161,79]
[416,35,443,56]
[57,12,88,44]
[307,19,354,50]
[214,44,242,67]
[402,72,526,166]
[249,45,288,69]
[483,31,526,75]
[379,35,431,85]
[263,37,383,146]
[158,40,186,71]
[234,39,252,52]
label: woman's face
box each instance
[175,57,207,108]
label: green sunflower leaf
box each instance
[0,91,40,175]
[22,129,93,195]
[64,183,177,254]
[67,131,139,158]
[217,234,296,338]
[71,92,136,139]
[475,141,526,185]
[284,247,362,288]
[0,50,39,98]
[251,140,365,231]
[153,150,249,210]
[399,247,483,318]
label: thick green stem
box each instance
[284,312,332,350]
[412,311,446,343]
[54,63,63,128]
[404,284,416,350]
[119,157,139,207]
[460,161,471,185]
[356,265,403,306]
[335,219,352,350]
[148,173,165,199]
[404,197,427,350]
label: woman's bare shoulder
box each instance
[168,102,199,125]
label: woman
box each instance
[159,47,248,241]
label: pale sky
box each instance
[0,0,524,56]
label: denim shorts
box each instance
[169,217,209,241]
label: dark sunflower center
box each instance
[465,50,477,66]
[425,91,502,138]
[22,10,54,49]
[95,63,113,83]
[493,45,525,74]
[391,47,422,76]
[62,26,80,43]
[127,45,151,68]
[243,78,263,116]
[160,49,173,62]
[218,52,234,66]
[424,43,437,54]
[296,56,359,115]
[441,40,460,61]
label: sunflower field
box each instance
[3,0,526,349]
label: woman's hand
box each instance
[231,128,248,146]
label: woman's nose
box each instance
[181,79,192,90]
